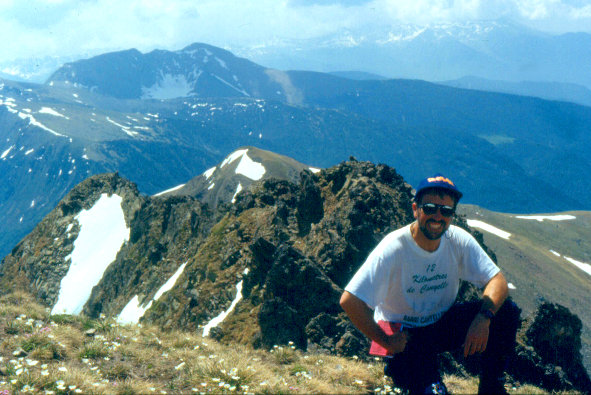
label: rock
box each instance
[12,348,28,357]
[522,302,591,393]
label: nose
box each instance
[432,209,445,220]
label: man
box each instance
[340,174,520,394]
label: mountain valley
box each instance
[2,42,591,259]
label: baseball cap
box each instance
[415,173,463,202]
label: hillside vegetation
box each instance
[0,292,551,394]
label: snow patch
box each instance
[1,146,14,159]
[118,262,188,324]
[17,112,67,137]
[39,107,68,119]
[215,57,228,69]
[309,167,321,173]
[51,194,130,315]
[106,117,139,137]
[141,74,195,100]
[380,27,427,43]
[235,155,265,181]
[203,167,216,179]
[202,279,244,337]
[232,183,243,204]
[153,184,186,196]
[221,149,265,180]
[515,214,576,222]
[466,219,511,240]
[221,149,248,168]
[564,256,591,277]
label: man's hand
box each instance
[463,313,490,357]
[385,330,409,355]
[340,291,409,356]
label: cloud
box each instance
[288,0,373,6]
[0,0,590,63]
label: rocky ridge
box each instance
[0,159,589,392]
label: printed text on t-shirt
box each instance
[406,264,449,295]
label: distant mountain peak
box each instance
[163,146,318,208]
[46,44,283,100]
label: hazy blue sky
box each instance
[2,0,591,62]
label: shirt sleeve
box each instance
[457,228,500,287]
[345,234,396,309]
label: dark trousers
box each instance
[384,299,521,394]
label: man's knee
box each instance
[495,299,521,329]
[489,298,521,347]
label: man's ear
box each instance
[412,202,418,219]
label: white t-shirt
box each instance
[345,224,500,327]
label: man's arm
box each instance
[340,291,408,355]
[463,271,509,357]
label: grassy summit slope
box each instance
[458,205,591,368]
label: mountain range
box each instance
[231,20,591,89]
[440,76,591,108]
[1,41,591,260]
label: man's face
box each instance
[412,192,455,240]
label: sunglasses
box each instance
[419,203,456,217]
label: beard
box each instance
[418,219,448,240]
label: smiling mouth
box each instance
[427,220,445,230]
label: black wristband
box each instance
[479,308,495,320]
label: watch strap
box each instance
[479,308,495,320]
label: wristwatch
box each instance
[479,308,495,320]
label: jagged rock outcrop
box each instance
[0,173,143,306]
[509,302,591,393]
[143,161,416,356]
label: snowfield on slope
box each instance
[52,194,129,315]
